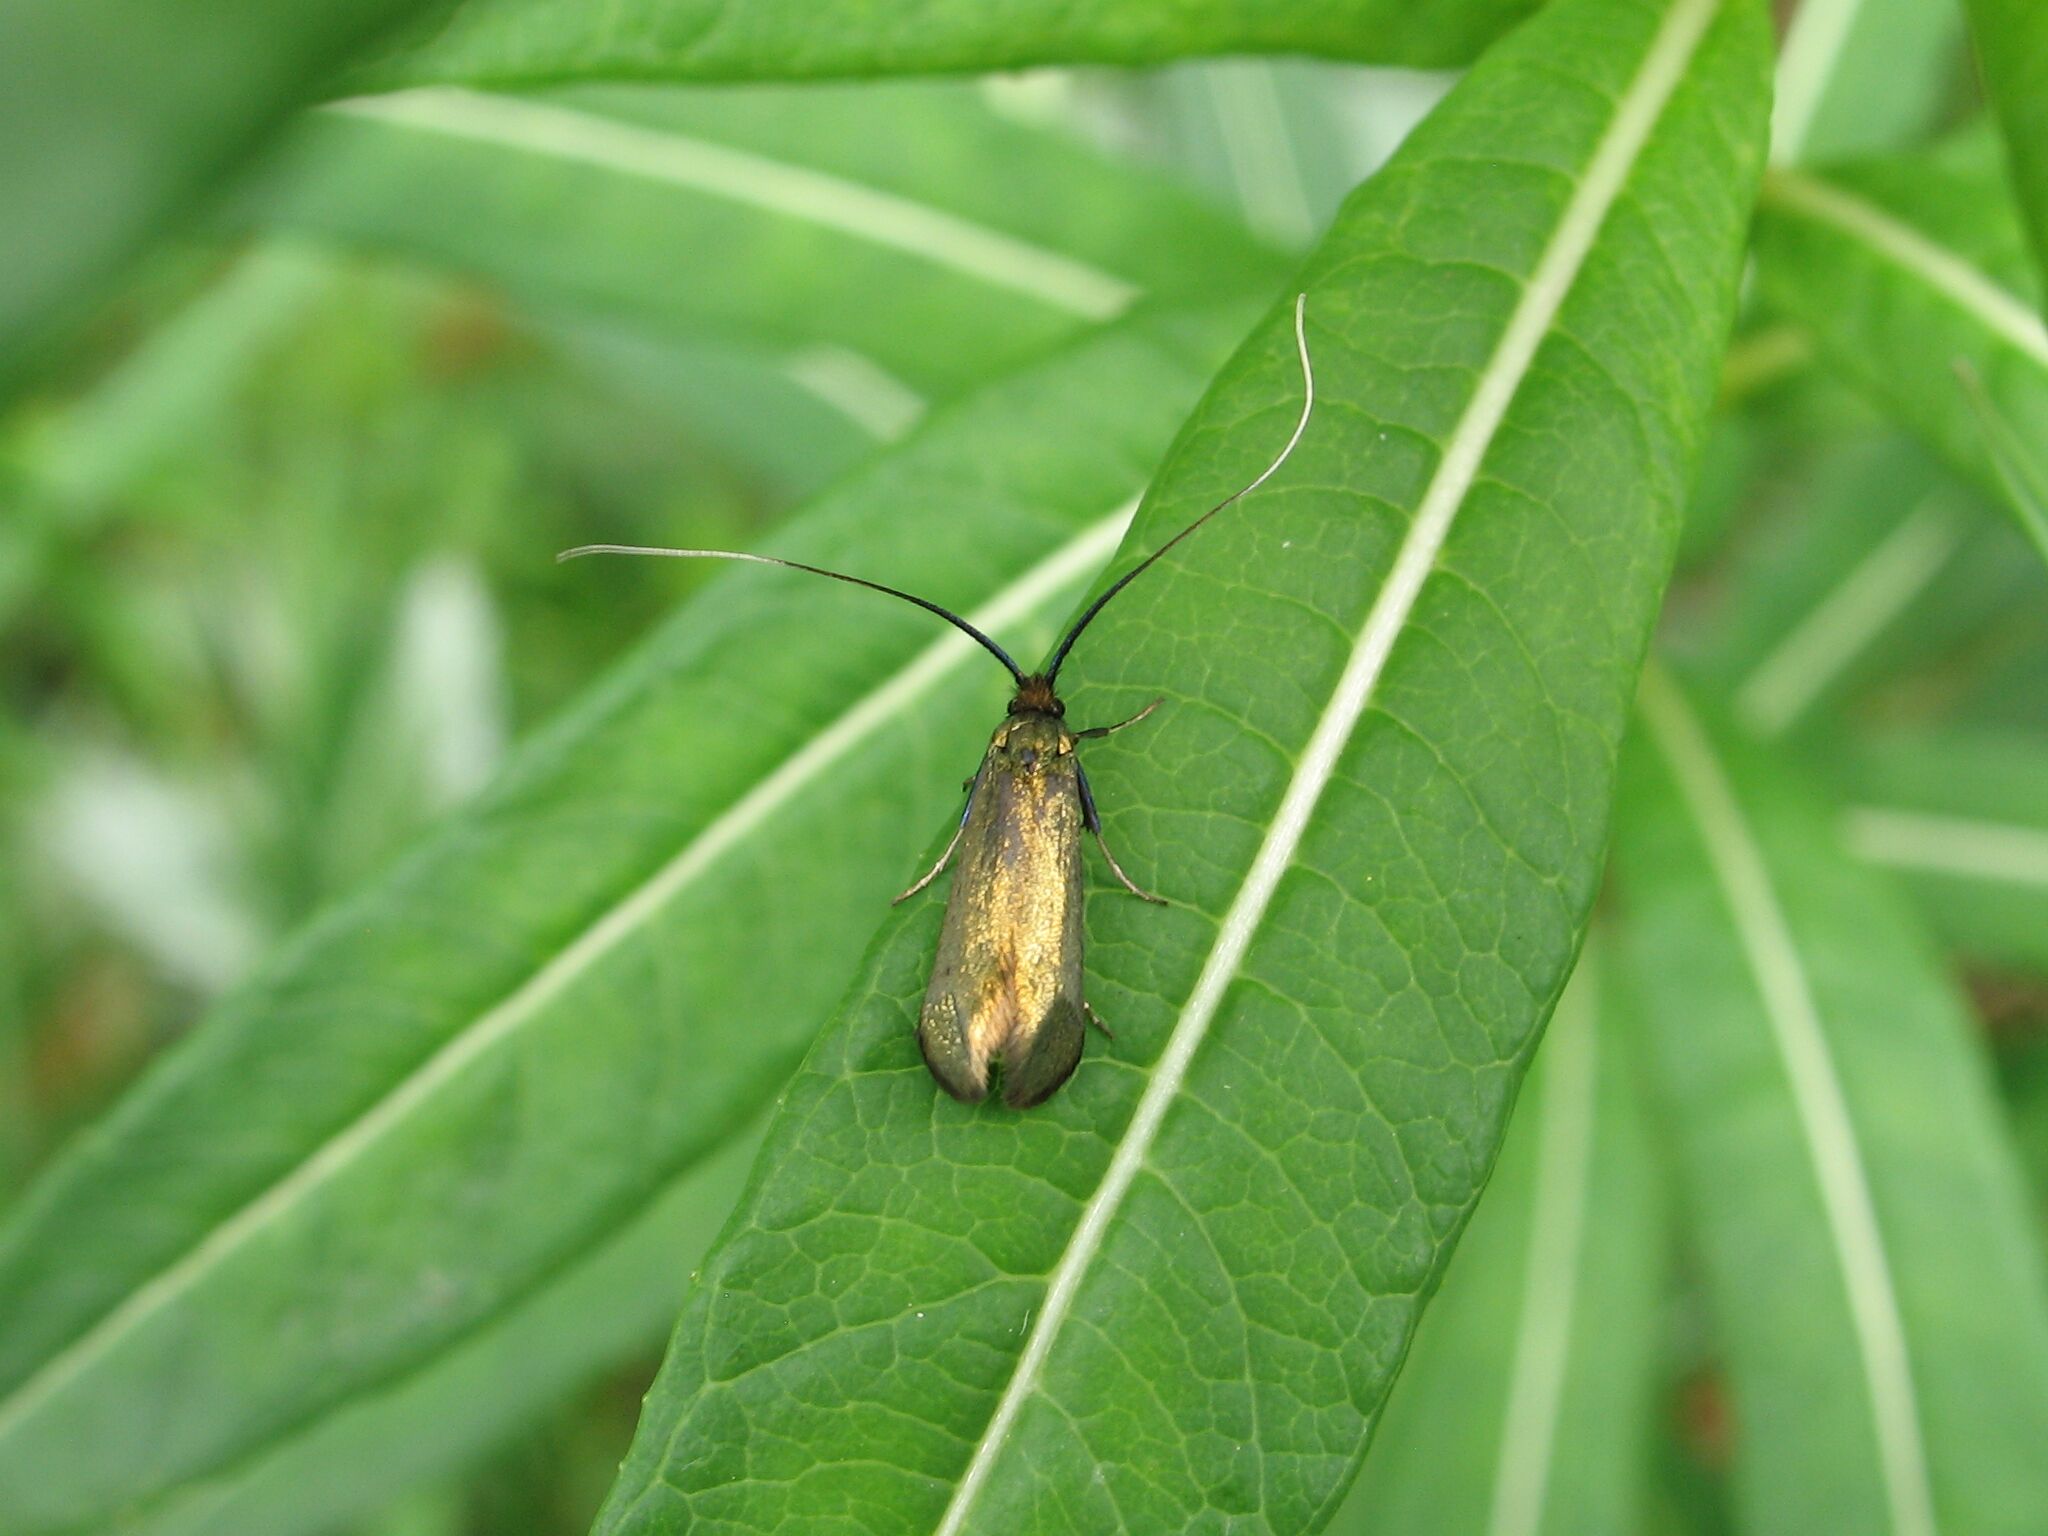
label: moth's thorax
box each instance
[988,710,1075,776]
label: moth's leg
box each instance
[1074,695,1163,741]
[893,822,965,904]
[1083,1003,1116,1040]
[894,772,978,904]
[1076,761,1167,905]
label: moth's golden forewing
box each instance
[915,715,1087,1106]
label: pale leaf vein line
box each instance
[1484,965,1600,1536]
[1766,167,2048,368]
[1845,806,2048,891]
[1638,665,1935,1536]
[329,88,1140,320]
[1769,0,1866,162]
[1734,495,1962,738]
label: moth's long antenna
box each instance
[556,544,1026,683]
[1044,291,1315,685]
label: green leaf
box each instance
[10,243,335,513]
[231,82,1283,399]
[360,0,1541,93]
[0,0,442,392]
[2009,1041,2048,1222]
[1963,0,2048,301]
[235,81,1277,399]
[1951,358,2048,568]
[0,243,340,637]
[595,0,1769,1529]
[1751,139,2048,531]
[1688,436,1981,739]
[543,321,912,502]
[1770,0,1962,165]
[1333,944,1666,1536]
[1613,666,2048,1536]
[124,1124,764,1536]
[0,303,1258,1533]
[1827,728,2048,979]
[1680,425,2048,750]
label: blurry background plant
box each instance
[0,1,2045,1534]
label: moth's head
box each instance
[1007,674,1064,717]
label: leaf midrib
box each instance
[933,3,1725,1527]
[1768,0,1866,163]
[1483,966,1600,1536]
[326,88,1142,319]
[0,505,1135,1457]
[1763,165,2048,366]
[1843,805,2048,890]
[1636,663,1936,1536]
[1733,494,1964,737]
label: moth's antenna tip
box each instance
[1041,291,1317,685]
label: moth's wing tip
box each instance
[917,991,989,1103]
[998,997,1086,1110]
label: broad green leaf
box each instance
[1751,139,2048,528]
[0,303,1260,1532]
[595,0,1769,1529]
[1333,944,1666,1536]
[122,1123,763,1536]
[1963,0,2048,301]
[1613,666,2048,1536]
[231,82,1284,398]
[0,0,441,392]
[1827,729,2048,979]
[361,0,1540,93]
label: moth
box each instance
[563,295,1314,1106]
